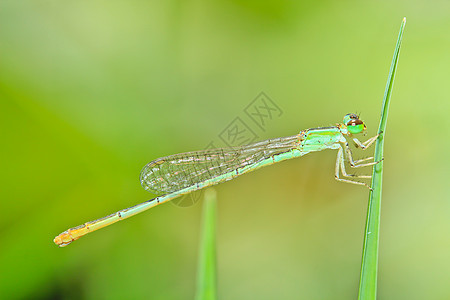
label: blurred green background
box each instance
[1,1,449,299]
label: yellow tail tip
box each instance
[53,232,75,247]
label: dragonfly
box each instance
[54,113,381,247]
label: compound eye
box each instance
[346,118,365,134]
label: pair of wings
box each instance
[140,135,300,194]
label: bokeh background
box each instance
[1,1,449,299]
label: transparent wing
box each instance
[140,135,300,194]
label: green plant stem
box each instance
[195,189,217,300]
[358,18,406,300]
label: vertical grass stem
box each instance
[195,189,217,300]
[358,17,406,300]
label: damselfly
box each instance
[54,113,381,247]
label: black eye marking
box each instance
[347,119,363,126]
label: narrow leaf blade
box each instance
[358,17,406,300]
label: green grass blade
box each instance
[358,17,406,300]
[195,189,217,300]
